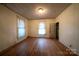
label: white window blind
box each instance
[38,22,46,35]
[18,18,25,38]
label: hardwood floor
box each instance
[0,37,77,56]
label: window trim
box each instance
[38,22,46,35]
[17,16,26,40]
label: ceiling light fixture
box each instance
[35,7,47,16]
[38,8,45,14]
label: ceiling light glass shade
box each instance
[35,7,47,16]
[38,8,44,14]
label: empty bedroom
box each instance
[0,3,79,56]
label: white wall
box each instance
[0,4,28,52]
[56,4,79,55]
[28,19,56,38]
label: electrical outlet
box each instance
[69,44,72,47]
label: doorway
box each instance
[56,22,59,40]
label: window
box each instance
[38,22,46,35]
[17,18,25,38]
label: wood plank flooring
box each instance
[0,37,77,56]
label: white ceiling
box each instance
[5,3,70,20]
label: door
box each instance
[50,23,56,39]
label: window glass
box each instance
[38,22,46,35]
[18,18,25,38]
